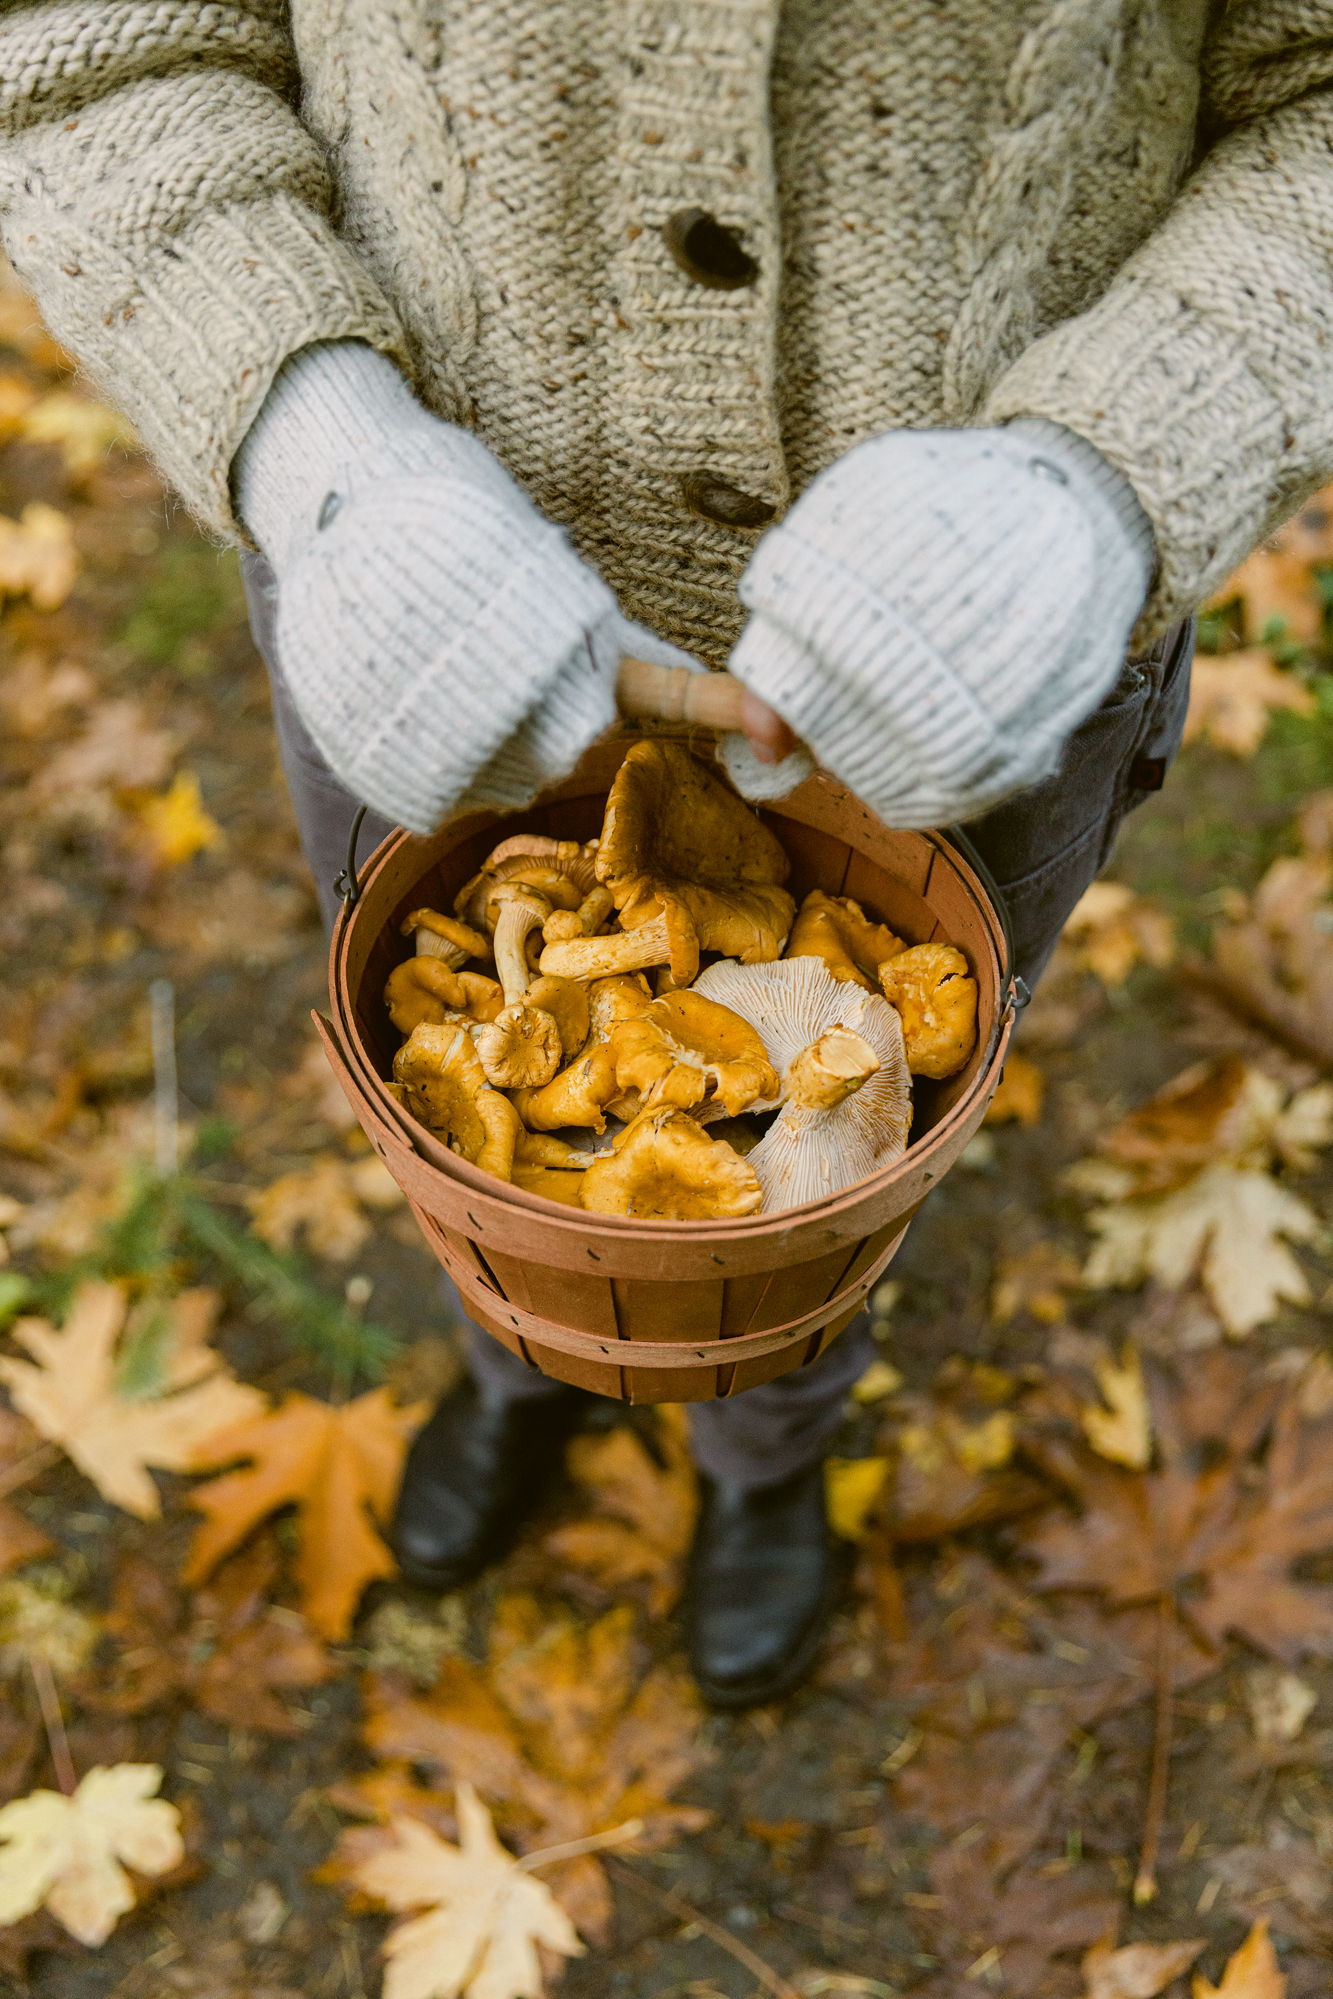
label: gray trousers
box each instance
[242,551,1192,1486]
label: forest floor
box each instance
[2,267,1333,1999]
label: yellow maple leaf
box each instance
[1063,881,1175,987]
[825,1456,890,1540]
[0,1282,265,1519]
[246,1152,404,1263]
[0,502,76,611]
[19,389,135,475]
[984,1051,1044,1127]
[348,1783,583,1999]
[1192,1919,1285,1998]
[1185,651,1315,757]
[128,771,225,868]
[0,1764,182,1948]
[1079,1346,1151,1470]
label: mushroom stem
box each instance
[403,908,491,970]
[543,883,615,945]
[786,1029,881,1111]
[492,892,550,1006]
[539,904,697,983]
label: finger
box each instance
[739,687,800,765]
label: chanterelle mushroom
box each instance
[393,1024,523,1181]
[608,990,780,1121]
[694,957,912,1211]
[511,975,653,1132]
[455,840,598,936]
[580,1107,762,1219]
[596,741,796,978]
[538,901,698,985]
[878,943,978,1080]
[401,908,491,970]
[474,883,563,1088]
[785,890,904,992]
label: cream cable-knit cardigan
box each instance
[2,0,1330,663]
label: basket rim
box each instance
[328,787,1013,1241]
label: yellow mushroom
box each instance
[474,884,563,1089]
[877,943,979,1080]
[785,890,904,991]
[538,900,699,984]
[608,990,780,1121]
[511,975,653,1132]
[401,907,492,970]
[393,1024,523,1180]
[579,1107,762,1219]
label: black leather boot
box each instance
[684,1460,841,1709]
[392,1377,589,1591]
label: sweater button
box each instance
[663,207,759,291]
[681,474,776,529]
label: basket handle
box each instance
[615,657,747,731]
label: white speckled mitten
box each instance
[233,340,699,834]
[720,420,1155,826]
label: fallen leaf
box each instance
[908,1846,1120,1998]
[88,1539,334,1736]
[0,1412,54,1576]
[825,1457,890,1541]
[1020,1347,1333,1663]
[850,1359,903,1405]
[0,370,35,436]
[1063,883,1175,988]
[0,1283,265,1519]
[1211,1832,1333,1954]
[27,697,179,822]
[343,1783,583,1999]
[125,771,225,868]
[1245,1665,1317,1745]
[246,1153,405,1265]
[0,652,94,737]
[344,1594,713,1944]
[359,1597,468,1688]
[1200,803,1333,1067]
[1080,1347,1151,1469]
[991,1240,1084,1326]
[1186,651,1316,755]
[1208,491,1333,646]
[184,1388,426,1640]
[984,1052,1045,1126]
[1081,1934,1206,1998]
[18,390,134,476]
[0,1575,100,1679]
[0,503,76,611]
[1192,1919,1285,1998]
[138,867,311,967]
[545,1407,697,1613]
[880,1396,1046,1544]
[0,1764,181,1948]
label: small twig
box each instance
[150,979,179,1179]
[28,1652,76,1797]
[0,1441,60,1500]
[518,1818,645,1870]
[1134,1597,1175,1904]
[608,1857,802,1999]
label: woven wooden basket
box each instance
[316,733,1016,1403]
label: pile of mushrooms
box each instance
[382,742,980,1219]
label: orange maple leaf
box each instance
[183,1389,426,1640]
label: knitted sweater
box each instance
[2,1,1331,663]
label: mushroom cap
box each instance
[385,955,469,1035]
[785,890,904,992]
[393,1023,521,1179]
[475,1002,563,1089]
[878,943,978,1080]
[693,956,913,1212]
[596,741,795,963]
[402,908,491,964]
[456,845,596,933]
[609,990,780,1119]
[579,1107,762,1219]
[509,976,653,1132]
[525,975,590,1058]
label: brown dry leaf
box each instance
[340,1781,582,1999]
[138,867,311,967]
[184,1388,426,1640]
[0,1283,265,1520]
[1208,489,1333,645]
[1063,882,1175,988]
[1021,1347,1333,1663]
[1211,1832,1333,1954]
[19,389,135,476]
[1192,1920,1285,1999]
[1071,1059,1331,1337]
[881,1393,1046,1544]
[545,1406,697,1613]
[0,1763,182,1947]
[1079,1346,1151,1469]
[88,1538,334,1736]
[0,503,76,611]
[909,1847,1120,1999]
[1081,1934,1206,1998]
[345,1593,713,1945]
[1202,799,1333,1067]
[1185,652,1315,756]
[124,771,225,869]
[27,697,179,822]
[0,652,94,737]
[984,1051,1045,1126]
[246,1153,404,1265]
[0,1411,54,1576]
[992,1240,1084,1326]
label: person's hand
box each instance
[233,341,701,834]
[718,420,1156,825]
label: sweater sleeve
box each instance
[983,2,1333,645]
[0,3,408,539]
